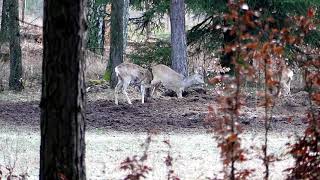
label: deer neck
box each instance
[182,77,194,89]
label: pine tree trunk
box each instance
[123,0,129,51]
[21,0,25,22]
[170,0,188,77]
[221,0,235,76]
[107,0,128,88]
[0,0,9,42]
[40,0,87,179]
[8,0,23,91]
[145,0,150,41]
[221,27,235,75]
[87,0,106,54]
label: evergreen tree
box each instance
[8,0,23,91]
[106,0,129,88]
[170,0,188,77]
[0,0,10,42]
[40,0,87,179]
[87,0,108,54]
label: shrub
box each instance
[128,40,171,67]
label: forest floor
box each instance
[0,84,313,180]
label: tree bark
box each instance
[170,0,188,77]
[8,0,23,91]
[107,0,128,88]
[0,0,9,42]
[123,0,129,51]
[221,27,235,75]
[40,0,87,179]
[21,0,25,22]
[87,0,106,54]
[145,0,151,41]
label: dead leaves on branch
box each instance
[206,1,319,179]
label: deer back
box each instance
[116,63,152,85]
[152,64,184,86]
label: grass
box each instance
[0,129,297,179]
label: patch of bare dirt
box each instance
[0,87,311,134]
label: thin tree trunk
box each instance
[8,0,23,91]
[87,0,106,54]
[123,0,129,51]
[40,0,87,179]
[221,0,235,76]
[170,0,188,77]
[107,0,128,88]
[0,0,9,42]
[21,0,25,22]
[221,26,235,75]
[145,0,150,41]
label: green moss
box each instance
[88,79,106,85]
[103,69,111,81]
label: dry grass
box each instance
[0,129,297,180]
[0,39,108,90]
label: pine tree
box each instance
[106,0,129,88]
[170,0,188,77]
[8,0,23,91]
[40,0,87,179]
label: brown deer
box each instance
[114,63,152,105]
[278,66,294,96]
[151,64,205,98]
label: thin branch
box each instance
[18,19,42,28]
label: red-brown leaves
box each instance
[246,42,259,49]
[120,156,152,180]
[120,135,153,180]
[206,1,319,180]
[163,140,180,180]
[307,8,316,18]
[286,115,320,179]
[57,173,68,180]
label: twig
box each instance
[18,19,42,28]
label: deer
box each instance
[251,56,294,97]
[278,66,294,96]
[150,64,205,98]
[114,62,152,105]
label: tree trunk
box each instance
[40,0,87,179]
[221,27,235,75]
[8,0,23,91]
[21,0,25,22]
[0,0,9,42]
[107,0,128,88]
[145,0,151,41]
[170,0,188,77]
[221,0,235,76]
[87,0,106,54]
[123,0,129,51]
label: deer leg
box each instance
[122,79,132,104]
[115,80,123,105]
[287,79,292,95]
[141,84,145,104]
[177,89,183,98]
[284,83,290,96]
[151,80,160,97]
[152,83,160,97]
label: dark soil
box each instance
[0,88,311,134]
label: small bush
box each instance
[128,40,171,67]
[103,69,111,81]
